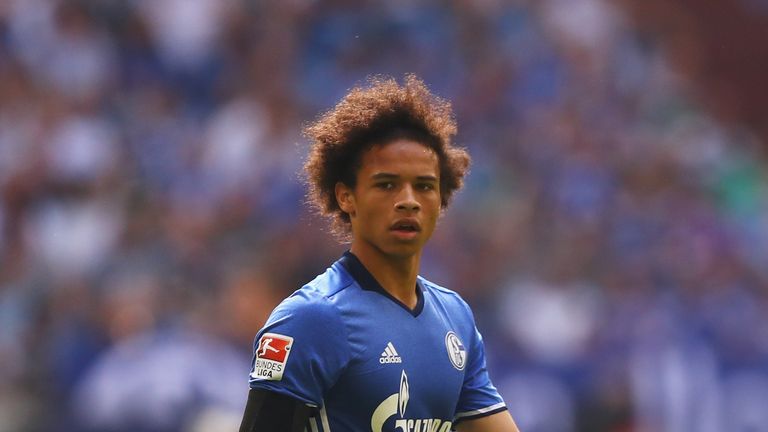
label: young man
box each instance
[239,75,520,432]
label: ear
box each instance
[335,182,356,217]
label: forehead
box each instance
[358,139,439,177]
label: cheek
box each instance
[425,194,442,214]
[358,200,385,221]
[423,201,441,226]
[426,212,440,229]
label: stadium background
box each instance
[1,1,768,431]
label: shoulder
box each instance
[266,263,354,328]
[419,276,474,317]
[303,260,356,299]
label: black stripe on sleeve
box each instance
[452,406,509,426]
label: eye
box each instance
[416,183,436,191]
[376,182,395,190]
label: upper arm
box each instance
[452,296,517,428]
[238,388,316,432]
[455,409,520,432]
[247,292,351,406]
[454,301,505,418]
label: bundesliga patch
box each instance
[251,333,294,381]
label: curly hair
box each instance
[303,74,471,238]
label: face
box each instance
[336,139,441,260]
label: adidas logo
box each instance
[379,342,402,364]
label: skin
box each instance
[456,410,520,432]
[335,138,441,309]
[335,139,520,432]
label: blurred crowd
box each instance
[1,1,767,431]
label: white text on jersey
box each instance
[380,342,403,364]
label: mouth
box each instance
[390,219,421,234]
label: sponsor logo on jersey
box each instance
[250,333,293,381]
[370,370,453,432]
[445,331,466,370]
[380,342,403,364]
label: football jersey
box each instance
[248,252,506,432]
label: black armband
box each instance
[238,389,315,432]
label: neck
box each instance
[349,244,421,309]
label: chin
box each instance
[381,243,422,259]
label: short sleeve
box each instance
[247,290,351,406]
[454,307,507,423]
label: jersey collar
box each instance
[338,251,425,317]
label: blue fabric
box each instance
[248,252,505,431]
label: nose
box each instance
[395,185,420,212]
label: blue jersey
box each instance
[248,252,506,431]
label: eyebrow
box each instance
[370,173,438,182]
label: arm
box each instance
[455,410,520,432]
[238,388,315,432]
[451,296,519,432]
[243,291,350,430]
